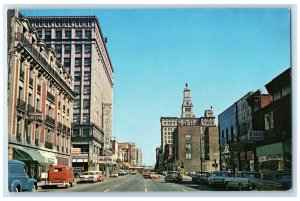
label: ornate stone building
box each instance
[27,15,114,172]
[7,10,75,180]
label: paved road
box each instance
[36,173,215,193]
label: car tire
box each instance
[225,182,230,190]
[239,184,243,191]
[32,184,36,192]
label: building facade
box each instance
[27,15,114,172]
[160,84,219,172]
[7,10,75,180]
[247,68,292,173]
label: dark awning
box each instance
[13,146,54,165]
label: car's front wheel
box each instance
[31,184,36,192]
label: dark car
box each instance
[8,160,37,192]
[253,171,292,191]
[192,172,211,184]
[165,171,182,183]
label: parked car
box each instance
[192,172,211,184]
[78,171,99,183]
[95,171,106,182]
[45,165,75,188]
[252,171,292,191]
[118,170,127,176]
[224,171,261,191]
[110,171,119,178]
[8,160,37,192]
[165,172,182,183]
[131,170,138,175]
[149,172,160,179]
[207,171,231,186]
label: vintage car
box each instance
[252,171,292,191]
[45,165,75,188]
[118,170,127,176]
[142,171,151,178]
[110,171,119,178]
[8,160,37,192]
[78,171,99,183]
[192,172,211,184]
[207,171,231,186]
[165,171,182,183]
[96,171,106,182]
[224,171,262,190]
[149,172,160,179]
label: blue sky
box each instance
[21,8,291,166]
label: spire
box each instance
[181,83,195,118]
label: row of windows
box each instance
[38,30,92,40]
[162,121,177,126]
[54,44,92,54]
[33,21,94,28]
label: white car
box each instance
[79,171,99,183]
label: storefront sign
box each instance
[248,131,264,140]
[71,148,81,155]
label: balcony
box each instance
[57,122,63,130]
[45,141,53,149]
[27,104,35,113]
[45,115,55,126]
[17,98,26,112]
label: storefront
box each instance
[256,141,291,172]
[13,146,54,181]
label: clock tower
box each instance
[181,83,195,118]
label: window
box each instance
[56,30,62,39]
[73,129,79,137]
[83,114,90,123]
[82,129,89,137]
[55,45,62,54]
[84,44,91,54]
[37,31,42,38]
[76,30,82,38]
[65,30,71,39]
[185,143,191,150]
[185,134,192,141]
[84,59,91,67]
[75,58,82,67]
[85,30,91,38]
[75,45,82,53]
[45,31,51,40]
[265,111,274,130]
[64,44,71,54]
[185,153,192,160]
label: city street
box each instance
[36,174,218,193]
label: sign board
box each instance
[71,148,81,155]
[248,131,264,141]
[27,113,44,121]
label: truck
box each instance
[224,171,262,191]
[8,160,37,192]
[45,165,75,188]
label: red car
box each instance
[46,165,75,188]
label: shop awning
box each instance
[13,146,54,166]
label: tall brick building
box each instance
[160,84,219,172]
[7,10,75,180]
[27,14,114,173]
